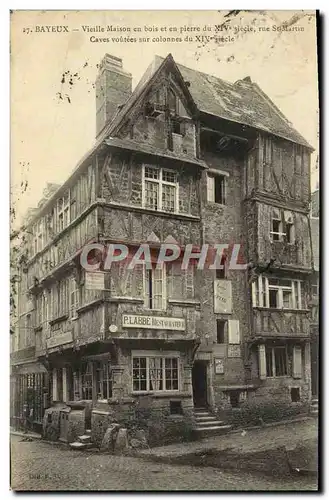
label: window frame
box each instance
[57,190,70,232]
[270,208,296,244]
[143,263,166,311]
[252,276,304,310]
[70,277,80,319]
[207,173,226,205]
[265,345,288,378]
[95,360,112,401]
[142,165,179,213]
[132,354,180,394]
[216,319,226,344]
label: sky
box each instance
[10,10,319,228]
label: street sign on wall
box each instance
[85,271,105,290]
[214,279,232,314]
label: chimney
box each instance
[95,54,132,138]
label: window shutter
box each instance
[292,346,302,379]
[228,320,240,344]
[207,175,215,202]
[52,368,58,401]
[142,265,150,307]
[252,280,257,307]
[184,265,194,298]
[258,344,266,380]
[161,264,166,310]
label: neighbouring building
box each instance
[310,189,319,402]
[10,53,315,445]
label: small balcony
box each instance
[252,308,310,340]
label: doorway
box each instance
[192,361,208,408]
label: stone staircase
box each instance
[310,398,318,416]
[69,429,93,450]
[193,407,232,438]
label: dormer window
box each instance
[172,119,185,136]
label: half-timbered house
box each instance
[11,53,315,444]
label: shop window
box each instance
[132,356,179,393]
[290,387,301,403]
[216,320,226,344]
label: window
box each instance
[36,219,44,252]
[95,361,112,400]
[58,279,70,316]
[32,224,38,256]
[252,276,304,310]
[168,89,177,114]
[207,174,226,204]
[144,265,166,310]
[170,400,183,415]
[172,119,185,135]
[70,278,80,318]
[229,390,240,408]
[215,252,227,279]
[270,208,295,243]
[216,320,226,344]
[270,208,284,241]
[268,278,293,310]
[81,362,93,400]
[290,387,301,402]
[312,281,319,299]
[132,356,179,392]
[57,190,70,232]
[143,166,178,213]
[265,346,288,377]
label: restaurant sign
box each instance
[122,314,185,331]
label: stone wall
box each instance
[91,395,194,447]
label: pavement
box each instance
[10,434,318,491]
[136,417,318,475]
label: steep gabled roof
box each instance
[104,54,313,150]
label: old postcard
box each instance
[10,10,319,492]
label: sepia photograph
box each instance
[10,9,319,492]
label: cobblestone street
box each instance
[10,435,317,491]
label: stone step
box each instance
[85,429,92,435]
[78,434,92,444]
[194,415,218,422]
[195,420,225,428]
[194,424,232,437]
[194,411,211,417]
[311,398,318,403]
[69,441,88,450]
